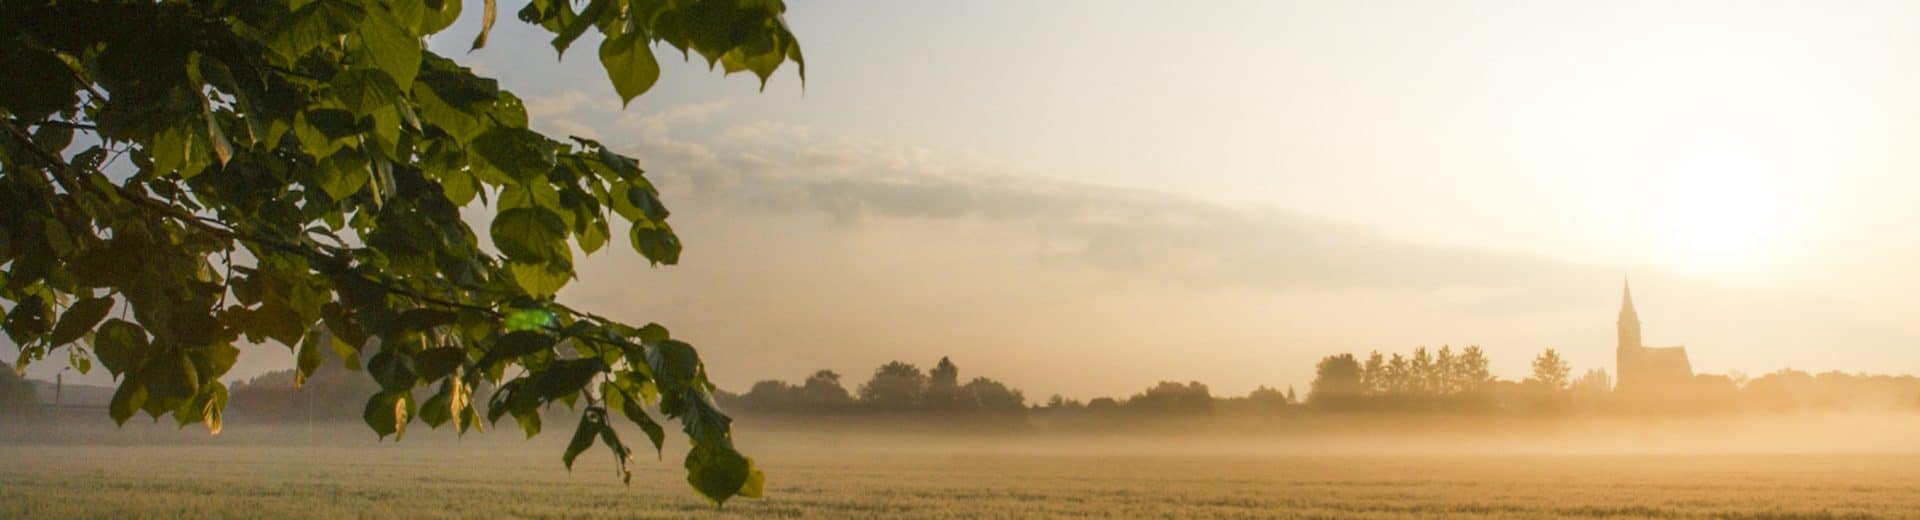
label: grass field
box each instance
[2,420,1918,518]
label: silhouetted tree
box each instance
[1455,346,1494,392]
[1409,347,1435,396]
[800,370,855,409]
[1044,394,1084,410]
[1434,345,1459,395]
[1086,397,1120,412]
[1245,386,1289,409]
[858,361,928,410]
[922,356,967,410]
[1285,386,1298,404]
[740,380,800,411]
[1309,353,1365,408]
[1385,353,1410,396]
[1127,381,1214,413]
[1528,348,1571,392]
[964,377,1026,411]
[1572,368,1611,394]
[1361,351,1387,395]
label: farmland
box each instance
[3,416,1919,519]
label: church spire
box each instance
[1617,277,1641,350]
[1621,278,1636,317]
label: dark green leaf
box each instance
[363,390,413,440]
[48,296,114,347]
[93,319,147,378]
[563,407,601,470]
[414,347,466,381]
[471,128,556,181]
[619,390,667,456]
[685,443,754,505]
[630,220,681,266]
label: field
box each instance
[3,419,1918,519]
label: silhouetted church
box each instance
[1615,281,1692,392]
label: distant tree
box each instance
[0,369,40,415]
[1127,381,1213,413]
[1245,386,1289,409]
[1572,368,1611,395]
[1044,394,1084,410]
[1285,386,1298,404]
[858,362,927,410]
[740,380,801,411]
[922,356,967,410]
[1409,347,1435,396]
[1309,353,1365,407]
[1086,397,1121,412]
[963,377,1026,411]
[1361,351,1387,395]
[800,370,854,409]
[1384,354,1410,396]
[1528,349,1572,392]
[1434,345,1459,395]
[1455,346,1495,392]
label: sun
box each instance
[1654,156,1788,278]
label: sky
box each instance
[34,0,1920,400]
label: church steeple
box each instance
[1617,278,1641,350]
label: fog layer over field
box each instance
[6,410,1917,456]
[6,413,1920,519]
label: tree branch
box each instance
[0,118,641,353]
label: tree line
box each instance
[18,346,1920,421]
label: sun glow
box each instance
[1654,155,1789,278]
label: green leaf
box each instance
[368,350,417,391]
[491,207,568,263]
[534,358,606,400]
[398,308,457,333]
[638,323,670,345]
[563,407,601,470]
[93,319,147,378]
[630,220,681,266]
[508,261,571,298]
[295,330,325,388]
[484,331,555,369]
[550,0,609,57]
[270,0,365,60]
[109,379,146,425]
[48,296,114,347]
[313,148,371,200]
[598,31,660,107]
[356,9,422,90]
[413,347,466,381]
[334,69,404,117]
[471,128,556,181]
[618,391,667,456]
[504,308,557,332]
[685,443,754,505]
[0,46,81,122]
[363,390,414,440]
[419,378,455,427]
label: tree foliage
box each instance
[1529,348,1571,391]
[0,0,801,504]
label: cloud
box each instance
[611,104,1590,293]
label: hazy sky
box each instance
[35,1,1920,400]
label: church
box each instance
[1615,281,1693,392]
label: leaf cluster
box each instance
[0,0,797,504]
